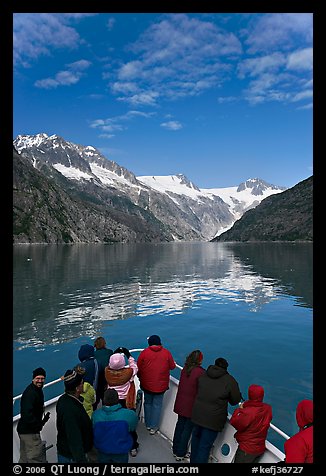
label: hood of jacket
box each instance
[296,399,313,429]
[149,345,163,352]
[206,364,227,379]
[78,344,95,362]
[109,353,126,370]
[102,403,122,413]
[248,384,264,402]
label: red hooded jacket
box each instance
[230,384,272,455]
[284,399,313,463]
[137,345,176,393]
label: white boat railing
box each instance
[13,378,63,405]
[13,348,290,442]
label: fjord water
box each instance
[13,242,312,451]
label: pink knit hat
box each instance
[109,353,126,370]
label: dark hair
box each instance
[103,388,119,406]
[184,350,203,376]
[215,357,228,369]
[94,336,106,350]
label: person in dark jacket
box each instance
[172,349,205,461]
[17,367,50,463]
[77,343,99,393]
[190,357,242,463]
[56,368,94,463]
[230,384,272,463]
[94,336,113,408]
[284,399,313,463]
[137,335,176,434]
[92,388,138,463]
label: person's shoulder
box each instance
[139,347,150,356]
[194,366,205,374]
[228,372,240,382]
[124,407,138,421]
[23,382,33,392]
[57,393,66,406]
[163,346,173,354]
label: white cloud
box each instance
[291,90,313,102]
[106,18,116,31]
[244,13,313,54]
[89,109,155,138]
[34,59,91,89]
[287,48,313,71]
[112,14,242,104]
[14,13,81,66]
[217,96,237,104]
[160,121,183,130]
[68,59,92,71]
[118,91,159,106]
[237,53,286,79]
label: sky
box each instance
[13,12,313,189]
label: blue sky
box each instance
[13,13,313,188]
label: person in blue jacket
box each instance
[92,388,138,463]
[76,343,99,394]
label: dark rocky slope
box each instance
[213,176,313,242]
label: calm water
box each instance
[13,242,313,451]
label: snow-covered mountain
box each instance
[138,174,286,237]
[13,133,287,241]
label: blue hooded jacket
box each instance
[92,404,138,454]
[77,344,98,391]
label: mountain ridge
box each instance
[13,133,307,244]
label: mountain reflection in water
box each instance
[13,242,312,347]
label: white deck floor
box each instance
[130,421,178,464]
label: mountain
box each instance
[13,147,172,243]
[13,133,288,243]
[139,174,286,238]
[212,176,313,242]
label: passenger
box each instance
[105,347,139,457]
[137,335,176,435]
[92,388,138,463]
[284,399,313,463]
[94,336,113,408]
[76,343,99,397]
[172,350,205,462]
[74,366,96,418]
[190,357,242,463]
[230,384,272,463]
[56,369,93,463]
[17,367,50,463]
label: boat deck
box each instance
[129,421,177,464]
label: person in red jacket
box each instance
[284,399,313,463]
[230,384,272,463]
[137,335,176,434]
[172,349,205,461]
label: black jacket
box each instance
[56,393,93,463]
[191,365,242,431]
[17,383,44,434]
